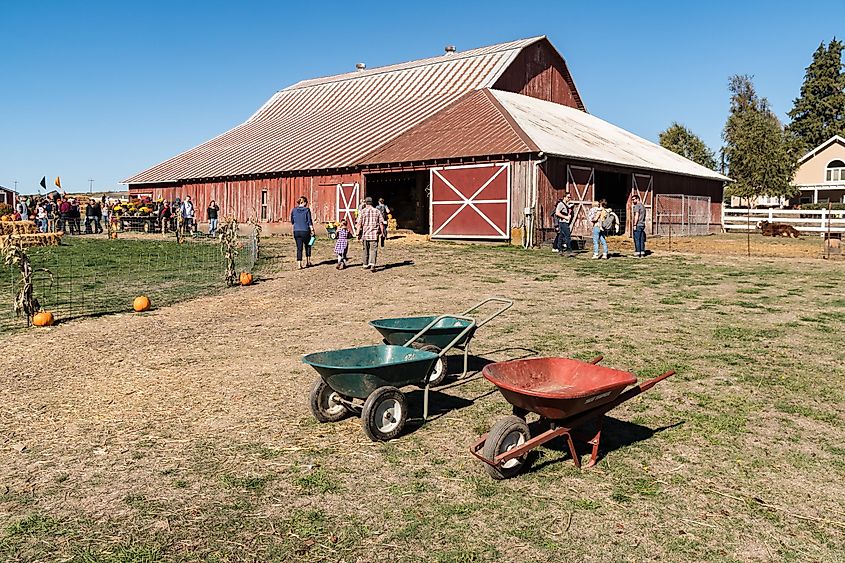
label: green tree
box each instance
[722,75,797,201]
[659,122,718,170]
[787,39,845,153]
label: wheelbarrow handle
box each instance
[460,297,513,329]
[403,314,476,357]
[638,370,676,393]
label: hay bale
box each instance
[0,232,63,248]
[0,221,39,236]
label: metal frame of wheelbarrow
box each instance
[403,314,477,421]
[470,357,676,470]
[402,297,513,380]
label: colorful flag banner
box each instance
[55,176,62,189]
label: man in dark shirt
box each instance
[207,200,219,236]
[631,194,647,257]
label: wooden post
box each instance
[746,197,751,258]
[824,202,832,260]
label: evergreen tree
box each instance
[659,122,718,170]
[723,75,797,200]
[787,39,845,153]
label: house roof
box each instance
[798,135,845,164]
[124,36,568,184]
[489,90,729,181]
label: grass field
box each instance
[1,236,255,332]
[1,235,843,561]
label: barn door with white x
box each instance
[336,183,359,226]
[430,163,510,239]
[566,165,595,237]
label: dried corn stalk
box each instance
[218,217,239,287]
[247,218,262,261]
[2,235,51,326]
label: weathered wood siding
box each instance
[493,39,583,109]
[129,172,361,227]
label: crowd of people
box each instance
[550,195,646,259]
[9,193,223,237]
[291,195,391,271]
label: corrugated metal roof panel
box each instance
[359,90,537,165]
[490,90,729,181]
[124,37,545,184]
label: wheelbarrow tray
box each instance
[303,345,439,400]
[482,357,638,420]
[369,316,477,349]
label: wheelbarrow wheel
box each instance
[418,345,448,387]
[309,378,350,423]
[361,386,407,442]
[482,415,531,480]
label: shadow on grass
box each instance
[525,417,684,472]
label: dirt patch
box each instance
[1,235,844,561]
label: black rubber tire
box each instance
[482,415,531,480]
[361,386,407,442]
[308,378,349,423]
[419,345,448,387]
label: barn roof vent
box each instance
[444,45,456,54]
[355,63,366,71]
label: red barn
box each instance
[124,36,726,242]
[0,186,16,208]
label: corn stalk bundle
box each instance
[218,217,239,287]
[2,235,51,326]
[247,218,262,261]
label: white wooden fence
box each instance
[722,207,845,234]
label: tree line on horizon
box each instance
[659,38,845,201]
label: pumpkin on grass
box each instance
[32,311,54,327]
[133,295,151,312]
[239,272,254,286]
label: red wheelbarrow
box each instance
[470,356,675,479]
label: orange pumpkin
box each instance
[133,296,151,312]
[32,311,54,327]
[239,272,254,286]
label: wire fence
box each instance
[654,194,712,236]
[1,234,257,333]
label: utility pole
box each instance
[88,179,95,194]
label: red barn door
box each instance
[336,183,359,225]
[430,163,510,240]
[567,165,595,237]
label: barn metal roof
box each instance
[360,89,538,165]
[490,90,729,181]
[124,37,549,184]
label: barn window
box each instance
[826,160,845,182]
[260,190,268,221]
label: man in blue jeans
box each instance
[631,194,647,257]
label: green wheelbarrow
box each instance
[304,315,477,441]
[368,297,513,386]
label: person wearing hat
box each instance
[356,196,384,271]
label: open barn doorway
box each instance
[364,171,429,234]
[594,170,630,230]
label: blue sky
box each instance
[1,0,841,194]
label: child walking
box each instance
[334,219,351,269]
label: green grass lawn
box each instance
[1,237,255,332]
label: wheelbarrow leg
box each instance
[564,431,581,469]
[423,384,430,421]
[585,417,603,468]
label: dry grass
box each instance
[1,234,844,562]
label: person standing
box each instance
[69,199,81,235]
[631,194,647,258]
[93,200,103,233]
[356,196,384,271]
[15,198,28,221]
[159,200,172,233]
[376,197,390,248]
[589,200,609,259]
[551,197,564,253]
[36,203,48,232]
[207,200,220,236]
[333,218,351,269]
[181,196,195,233]
[291,196,315,269]
[554,194,574,254]
[58,198,70,232]
[84,200,96,234]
